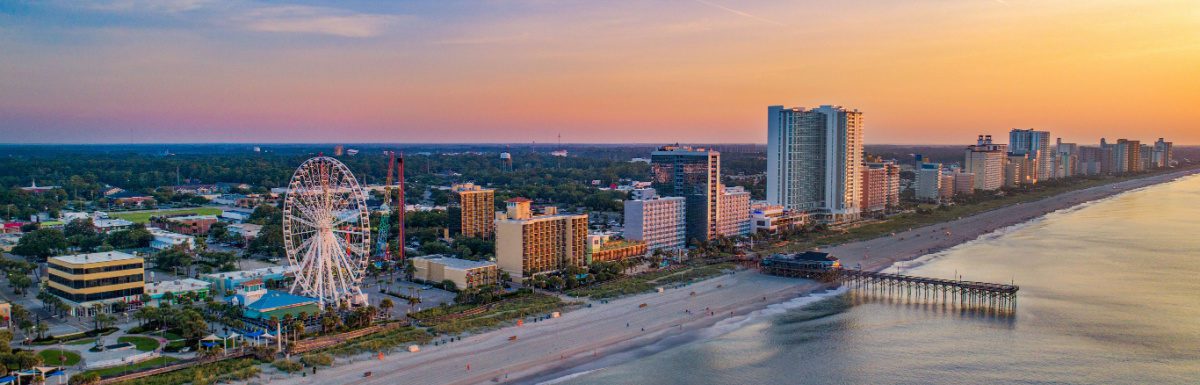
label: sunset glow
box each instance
[1,0,1197,144]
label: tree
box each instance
[35,321,49,340]
[379,298,394,319]
[63,218,96,238]
[248,223,283,257]
[248,205,282,226]
[107,226,153,249]
[11,229,68,260]
[290,320,305,341]
[441,279,458,292]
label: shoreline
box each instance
[267,168,1200,385]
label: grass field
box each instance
[118,336,160,351]
[567,263,736,300]
[37,349,81,366]
[107,208,222,223]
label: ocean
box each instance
[547,174,1200,385]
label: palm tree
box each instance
[379,298,394,319]
[290,319,305,341]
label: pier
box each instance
[760,252,1018,312]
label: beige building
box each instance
[449,183,496,239]
[411,255,498,289]
[964,135,1007,191]
[495,198,588,279]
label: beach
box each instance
[268,168,1200,385]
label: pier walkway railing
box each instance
[762,265,1019,312]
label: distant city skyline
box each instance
[1,1,1197,144]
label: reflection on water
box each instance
[556,175,1200,385]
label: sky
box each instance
[0,0,1197,145]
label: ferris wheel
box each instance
[282,156,371,308]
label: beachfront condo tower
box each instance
[651,145,721,244]
[624,188,687,253]
[767,105,863,223]
[1054,138,1079,178]
[717,185,751,238]
[1113,139,1142,174]
[495,198,588,279]
[964,135,1008,191]
[449,183,496,239]
[1009,129,1053,180]
[861,160,900,214]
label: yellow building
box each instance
[449,183,496,239]
[495,198,588,279]
[410,255,498,289]
[46,251,145,316]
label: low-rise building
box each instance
[220,208,254,223]
[149,228,195,250]
[586,234,647,264]
[202,265,296,294]
[231,281,320,320]
[228,223,263,241]
[410,255,499,289]
[750,203,808,234]
[46,251,145,316]
[154,215,219,235]
[93,218,135,233]
[144,278,211,304]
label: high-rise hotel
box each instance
[651,145,721,243]
[767,105,863,223]
[964,135,1007,191]
[448,183,496,239]
[623,188,687,253]
[495,198,587,279]
[1009,129,1053,180]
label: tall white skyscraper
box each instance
[767,105,863,223]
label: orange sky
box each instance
[0,0,1197,144]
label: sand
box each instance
[267,168,1199,385]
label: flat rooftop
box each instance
[93,218,133,227]
[168,215,218,221]
[51,251,141,265]
[413,255,495,270]
[204,265,296,280]
[146,278,211,294]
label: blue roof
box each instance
[244,290,318,311]
[0,375,15,384]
